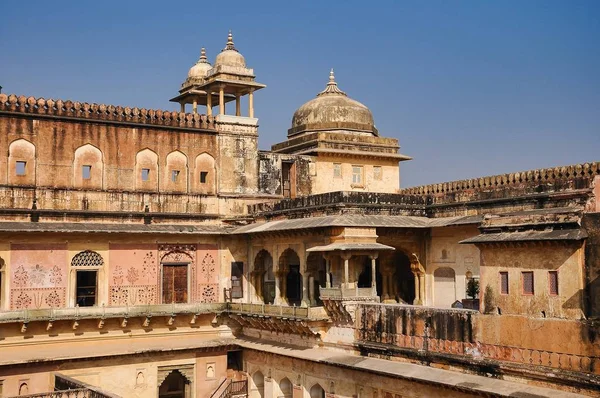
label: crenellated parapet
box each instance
[401,161,600,196]
[0,93,216,130]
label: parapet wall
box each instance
[0,94,216,130]
[401,161,600,199]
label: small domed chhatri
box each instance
[214,30,246,68]
[187,47,212,79]
[289,69,377,137]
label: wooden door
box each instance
[162,264,188,304]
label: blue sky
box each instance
[1,1,598,187]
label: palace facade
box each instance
[0,33,598,398]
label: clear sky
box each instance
[1,1,598,187]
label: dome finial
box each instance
[318,68,346,97]
[198,47,209,64]
[223,30,238,52]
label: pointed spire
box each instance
[223,30,238,52]
[197,47,209,64]
[317,68,346,96]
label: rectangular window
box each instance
[162,264,188,304]
[549,271,558,295]
[373,166,382,180]
[333,163,342,178]
[82,165,92,180]
[16,161,26,176]
[500,272,509,295]
[76,270,97,307]
[200,171,208,183]
[141,168,150,181]
[352,165,363,185]
[231,262,244,299]
[171,170,180,182]
[522,271,534,295]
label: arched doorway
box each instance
[254,250,275,304]
[279,249,301,306]
[394,252,415,304]
[357,256,382,297]
[251,371,265,398]
[310,383,326,398]
[434,267,456,307]
[159,370,191,398]
[279,377,293,398]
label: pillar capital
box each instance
[368,252,379,260]
[340,252,353,261]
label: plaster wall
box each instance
[479,243,585,319]
[427,226,480,307]
[312,155,399,194]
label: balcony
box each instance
[10,373,120,398]
[319,286,377,301]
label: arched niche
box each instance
[310,383,326,398]
[194,152,216,195]
[251,371,265,398]
[135,148,159,191]
[164,150,188,193]
[434,266,457,307]
[158,370,191,398]
[73,143,103,189]
[8,138,36,186]
[279,377,293,398]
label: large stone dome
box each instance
[289,70,376,137]
[214,31,246,68]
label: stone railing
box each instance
[226,302,310,319]
[0,94,216,130]
[320,286,377,301]
[401,161,600,196]
[0,303,227,324]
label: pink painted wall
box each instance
[197,245,219,303]
[109,243,159,306]
[10,243,68,309]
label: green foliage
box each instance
[484,284,496,314]
[466,278,480,299]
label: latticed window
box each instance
[500,272,509,295]
[522,271,534,295]
[549,271,558,295]
[71,250,104,267]
[352,165,363,185]
[231,262,243,299]
[333,163,342,178]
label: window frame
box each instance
[373,165,382,181]
[82,165,92,180]
[351,165,364,186]
[499,271,509,295]
[548,270,559,296]
[200,171,209,184]
[171,169,180,182]
[15,161,27,176]
[141,168,150,182]
[333,163,342,179]
[522,271,534,296]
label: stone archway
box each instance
[279,377,293,398]
[306,252,326,305]
[158,370,191,398]
[381,251,415,303]
[254,250,275,304]
[279,249,301,306]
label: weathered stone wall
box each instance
[478,243,585,319]
[582,213,600,318]
[258,152,313,197]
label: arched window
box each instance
[251,371,265,398]
[8,139,36,186]
[279,249,302,306]
[310,383,326,398]
[71,250,104,307]
[135,148,159,191]
[165,150,188,193]
[73,144,103,189]
[194,152,216,195]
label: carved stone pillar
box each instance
[369,253,378,296]
[248,88,254,118]
[302,273,309,307]
[192,98,198,114]
[274,271,281,305]
[341,253,352,289]
[324,254,331,288]
[206,91,212,116]
[308,275,315,306]
[219,85,225,115]
[235,93,241,116]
